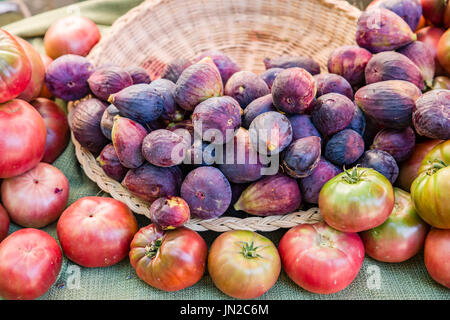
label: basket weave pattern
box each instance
[69,0,362,232]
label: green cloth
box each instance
[3,0,450,300]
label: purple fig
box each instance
[88,66,133,101]
[397,41,435,88]
[231,183,250,207]
[327,45,373,86]
[365,51,424,90]
[167,119,195,145]
[108,84,164,124]
[71,98,109,154]
[218,128,265,184]
[355,80,422,128]
[371,127,416,162]
[243,94,276,128]
[260,68,284,90]
[147,118,170,131]
[149,196,190,230]
[111,116,147,168]
[357,149,399,184]
[97,143,128,181]
[363,114,384,146]
[161,58,192,83]
[234,173,301,216]
[367,0,422,31]
[356,8,417,53]
[142,129,189,167]
[185,141,217,167]
[271,67,316,114]
[100,104,120,140]
[123,163,181,203]
[314,73,354,100]
[282,136,322,178]
[413,90,450,140]
[288,114,322,140]
[195,50,241,85]
[125,66,151,84]
[299,157,342,204]
[224,71,270,109]
[249,111,293,155]
[346,105,367,136]
[432,76,450,90]
[192,96,242,145]
[175,60,223,111]
[311,93,356,137]
[180,166,232,219]
[325,129,365,166]
[263,56,321,75]
[44,54,94,101]
[149,79,185,122]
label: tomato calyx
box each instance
[425,159,447,176]
[341,166,365,184]
[145,237,164,259]
[237,241,263,259]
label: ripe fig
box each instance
[325,129,365,166]
[243,94,276,129]
[249,111,293,155]
[123,163,182,203]
[112,116,148,168]
[100,104,120,140]
[167,119,195,144]
[234,173,301,216]
[355,80,422,128]
[397,41,435,88]
[357,149,399,184]
[192,96,242,145]
[142,129,189,167]
[327,45,372,86]
[149,196,190,230]
[298,157,342,204]
[44,54,94,101]
[161,58,192,83]
[311,93,355,137]
[371,127,416,162]
[97,143,128,181]
[175,60,223,111]
[346,105,366,136]
[363,114,384,147]
[282,136,322,178]
[417,27,445,75]
[356,8,416,53]
[314,73,353,100]
[224,71,270,109]
[365,52,424,90]
[185,141,217,167]
[263,56,321,75]
[88,66,133,101]
[433,76,450,90]
[368,0,422,31]
[125,66,151,84]
[71,98,109,154]
[288,114,322,141]
[195,50,241,85]
[180,166,232,219]
[413,90,450,140]
[260,68,283,90]
[218,128,265,184]
[271,68,316,114]
[149,79,184,122]
[109,84,164,124]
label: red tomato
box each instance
[0,204,9,242]
[31,98,69,163]
[1,163,69,228]
[424,228,450,288]
[57,197,138,267]
[360,188,429,263]
[38,54,53,99]
[397,139,443,191]
[44,16,101,59]
[208,230,281,299]
[15,37,45,102]
[437,29,450,74]
[129,224,207,292]
[417,27,446,75]
[279,221,365,294]
[0,29,31,103]
[0,229,62,300]
[0,99,47,179]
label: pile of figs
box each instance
[42,0,450,227]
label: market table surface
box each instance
[2,0,449,300]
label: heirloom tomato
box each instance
[0,204,9,242]
[424,228,450,288]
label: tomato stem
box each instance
[341,166,364,184]
[145,237,163,259]
[238,241,262,259]
[426,159,447,175]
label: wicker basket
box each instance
[69,0,362,232]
